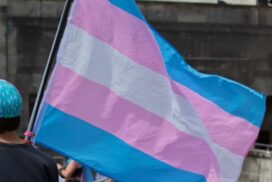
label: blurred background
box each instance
[0,0,271,181]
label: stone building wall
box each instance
[0,1,6,79]
[6,0,62,132]
[239,149,272,182]
[138,2,272,95]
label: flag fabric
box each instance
[32,0,266,182]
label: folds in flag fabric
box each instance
[33,0,266,182]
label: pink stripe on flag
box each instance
[172,82,259,156]
[70,0,167,77]
[46,64,220,182]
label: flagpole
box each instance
[25,0,74,142]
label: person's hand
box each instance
[57,163,64,170]
[105,180,114,182]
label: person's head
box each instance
[0,80,23,134]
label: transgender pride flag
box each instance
[33,0,266,182]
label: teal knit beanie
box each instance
[0,80,23,118]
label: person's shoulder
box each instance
[27,144,58,171]
[0,143,55,167]
[26,144,55,161]
[0,143,13,155]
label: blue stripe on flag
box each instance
[151,28,266,127]
[109,0,145,21]
[35,104,206,182]
[110,1,266,127]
